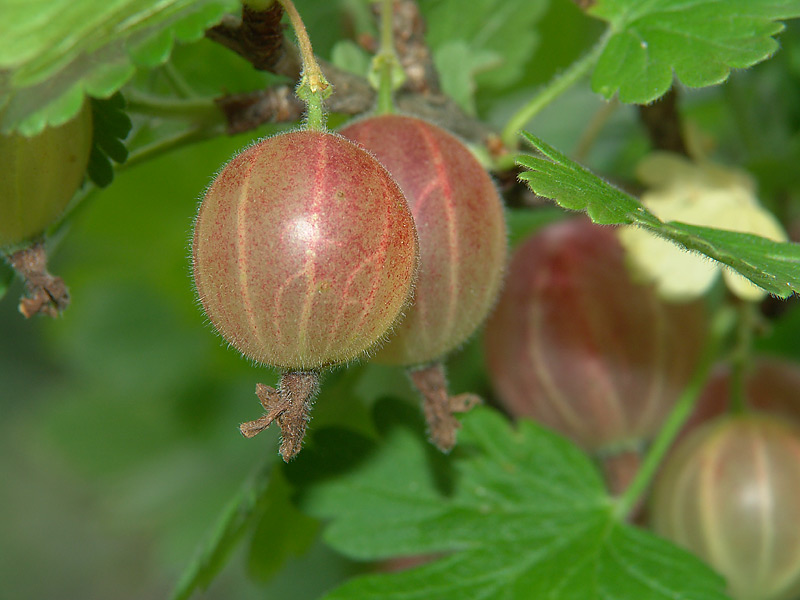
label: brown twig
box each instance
[6,242,69,318]
[206,4,301,77]
[215,86,304,134]
[207,1,494,145]
[374,0,440,94]
[638,87,689,156]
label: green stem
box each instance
[375,0,399,115]
[162,62,196,99]
[728,301,756,414]
[277,0,331,130]
[614,306,735,520]
[124,126,222,169]
[126,93,223,123]
[501,29,611,148]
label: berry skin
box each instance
[192,129,418,461]
[340,114,507,366]
[340,114,506,452]
[192,129,418,372]
[484,218,706,453]
[0,102,93,249]
[652,415,800,600]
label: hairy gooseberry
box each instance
[652,415,800,600]
[1,101,93,317]
[192,129,418,459]
[340,114,506,449]
[484,218,706,454]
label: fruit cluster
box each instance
[482,216,800,600]
[192,115,506,459]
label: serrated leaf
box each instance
[86,93,131,187]
[0,0,237,135]
[517,131,800,299]
[588,0,800,103]
[291,399,730,600]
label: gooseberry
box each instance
[0,102,93,249]
[341,114,506,365]
[484,218,706,454]
[651,414,800,600]
[340,114,506,449]
[192,129,418,460]
[1,102,93,317]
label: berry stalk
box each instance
[372,0,403,115]
[277,0,331,130]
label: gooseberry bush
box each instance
[2,1,800,600]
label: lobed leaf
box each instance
[87,93,132,187]
[517,131,800,299]
[587,0,800,103]
[0,0,237,135]
[290,398,731,600]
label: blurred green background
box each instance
[2,2,800,599]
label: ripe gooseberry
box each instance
[192,129,418,460]
[1,101,93,316]
[484,218,706,458]
[651,414,800,600]
[340,114,507,450]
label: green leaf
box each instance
[170,463,273,600]
[331,40,372,78]
[419,0,548,100]
[291,399,730,600]
[87,93,132,187]
[0,0,237,135]
[247,468,319,582]
[432,41,499,115]
[588,0,800,103]
[517,131,800,299]
[0,259,14,301]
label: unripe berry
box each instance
[484,218,706,453]
[340,114,506,451]
[192,129,418,460]
[652,415,800,600]
[1,103,92,317]
[0,102,93,249]
[192,130,418,371]
[340,114,507,366]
